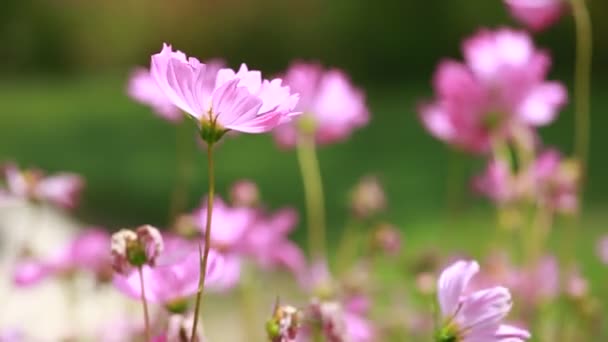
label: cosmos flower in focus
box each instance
[435,260,530,342]
[13,228,112,286]
[0,163,84,210]
[273,62,369,148]
[150,44,299,142]
[504,0,566,32]
[419,28,567,153]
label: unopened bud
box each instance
[350,176,386,219]
[372,223,402,256]
[267,302,301,342]
[111,225,164,275]
[230,180,260,207]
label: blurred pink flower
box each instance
[153,313,203,342]
[243,207,306,276]
[472,159,514,204]
[13,228,111,286]
[436,260,529,341]
[113,234,223,304]
[1,163,84,209]
[512,255,559,307]
[194,197,257,291]
[419,29,566,153]
[150,44,299,135]
[505,0,566,31]
[302,297,375,342]
[597,235,608,265]
[527,149,579,214]
[128,68,182,122]
[229,179,260,207]
[273,62,369,147]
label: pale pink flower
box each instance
[472,159,514,204]
[150,44,299,137]
[13,228,112,286]
[194,197,257,291]
[496,324,532,341]
[435,260,529,341]
[505,0,566,31]
[597,235,608,265]
[273,62,369,147]
[128,68,182,122]
[243,207,306,276]
[527,149,579,214]
[511,255,559,308]
[1,163,84,209]
[113,234,223,304]
[419,29,567,153]
[229,179,260,207]
[111,225,164,275]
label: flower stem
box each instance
[239,266,258,341]
[571,0,593,190]
[169,121,193,222]
[296,133,327,262]
[190,142,215,342]
[445,149,464,217]
[138,266,151,342]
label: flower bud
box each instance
[230,180,260,207]
[371,223,402,256]
[267,302,301,342]
[111,225,164,275]
[350,176,386,219]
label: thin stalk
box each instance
[138,266,151,342]
[445,149,464,217]
[335,218,360,274]
[571,0,593,189]
[296,133,327,262]
[238,266,258,341]
[190,142,215,342]
[168,121,193,222]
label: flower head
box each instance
[111,225,164,275]
[13,228,112,286]
[150,44,299,142]
[113,234,223,304]
[504,0,566,31]
[419,29,566,153]
[1,163,84,209]
[273,62,369,147]
[435,260,529,342]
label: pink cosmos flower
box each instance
[273,62,369,147]
[597,235,608,265]
[1,163,84,209]
[128,68,182,122]
[194,197,257,291]
[243,207,306,276]
[419,28,567,153]
[113,234,223,304]
[150,44,299,136]
[13,228,111,286]
[504,0,566,31]
[436,260,529,341]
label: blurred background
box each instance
[1,0,607,250]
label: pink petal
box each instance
[518,82,567,126]
[437,260,480,317]
[505,0,566,31]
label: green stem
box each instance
[296,133,327,262]
[168,121,193,222]
[571,0,593,190]
[335,218,359,274]
[239,266,258,341]
[445,149,464,217]
[190,142,215,342]
[138,266,151,342]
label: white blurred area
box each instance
[0,202,135,341]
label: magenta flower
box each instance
[273,62,369,147]
[13,228,111,286]
[1,163,84,209]
[435,260,529,341]
[419,29,567,153]
[472,159,514,204]
[243,207,306,276]
[527,149,579,214]
[597,235,608,265]
[504,0,566,31]
[150,44,299,139]
[113,234,223,304]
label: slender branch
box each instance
[138,266,151,342]
[571,0,593,190]
[296,133,327,261]
[190,142,215,342]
